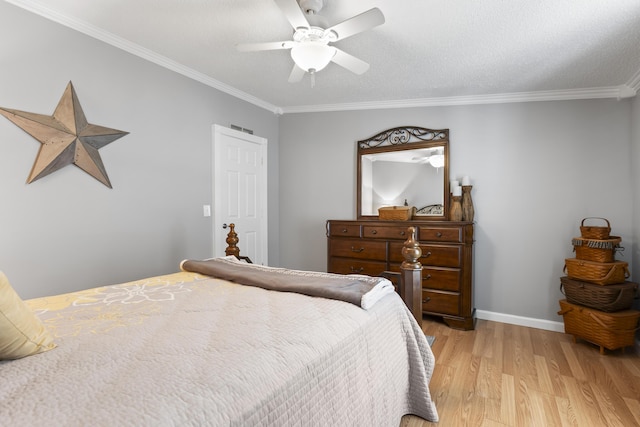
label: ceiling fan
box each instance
[237,0,385,84]
[412,148,445,168]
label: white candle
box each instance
[450,180,459,189]
[462,176,471,186]
[452,185,462,196]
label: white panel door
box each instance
[212,125,268,265]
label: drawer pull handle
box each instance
[400,231,406,236]
[350,246,365,253]
[425,251,432,258]
[424,274,432,280]
[350,267,364,273]
[370,230,377,235]
[436,232,442,238]
[422,297,431,303]
[341,228,348,233]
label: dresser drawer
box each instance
[387,264,461,291]
[329,239,387,261]
[328,258,388,276]
[422,290,460,316]
[422,267,461,291]
[362,225,410,240]
[328,223,361,237]
[388,242,461,267]
[420,244,461,267]
[419,227,462,243]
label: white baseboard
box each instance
[475,310,565,333]
[476,311,640,352]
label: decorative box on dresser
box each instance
[327,219,475,330]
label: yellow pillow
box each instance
[0,271,56,359]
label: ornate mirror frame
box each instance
[357,126,450,220]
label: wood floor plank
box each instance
[623,397,640,426]
[559,341,588,381]
[528,389,562,427]
[554,395,579,426]
[513,377,535,426]
[480,419,509,427]
[534,354,555,395]
[559,375,604,426]
[499,374,516,426]
[483,396,501,424]
[601,356,640,399]
[621,356,640,377]
[590,382,637,427]
[401,317,640,427]
[472,321,494,359]
[530,327,573,376]
[476,356,501,400]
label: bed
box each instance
[0,226,438,425]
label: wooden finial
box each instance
[225,223,240,257]
[401,226,422,269]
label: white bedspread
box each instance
[0,271,438,426]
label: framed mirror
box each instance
[357,126,449,220]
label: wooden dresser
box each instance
[327,219,475,330]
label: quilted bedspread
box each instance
[0,271,438,426]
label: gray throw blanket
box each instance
[180,257,393,309]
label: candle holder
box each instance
[461,185,474,222]
[450,195,463,221]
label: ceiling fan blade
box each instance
[331,48,370,75]
[237,41,295,52]
[288,64,306,83]
[274,0,310,31]
[324,8,385,41]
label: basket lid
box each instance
[378,206,412,212]
[571,236,621,249]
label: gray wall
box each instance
[279,100,634,323]
[0,3,279,299]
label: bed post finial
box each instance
[401,227,423,325]
[225,223,240,257]
[401,227,422,269]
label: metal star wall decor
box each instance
[0,81,128,188]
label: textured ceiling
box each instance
[7,0,640,113]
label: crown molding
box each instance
[627,68,640,92]
[280,85,637,114]
[7,0,638,117]
[5,0,282,115]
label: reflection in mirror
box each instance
[357,127,449,220]
[361,148,445,214]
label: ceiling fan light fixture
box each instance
[428,154,445,168]
[290,42,336,72]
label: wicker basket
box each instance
[560,277,638,312]
[378,206,414,221]
[580,217,611,239]
[572,236,622,263]
[564,258,629,285]
[558,299,640,354]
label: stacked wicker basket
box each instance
[559,217,639,354]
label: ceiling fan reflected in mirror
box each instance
[412,148,445,168]
[237,0,385,85]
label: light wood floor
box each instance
[401,316,640,427]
